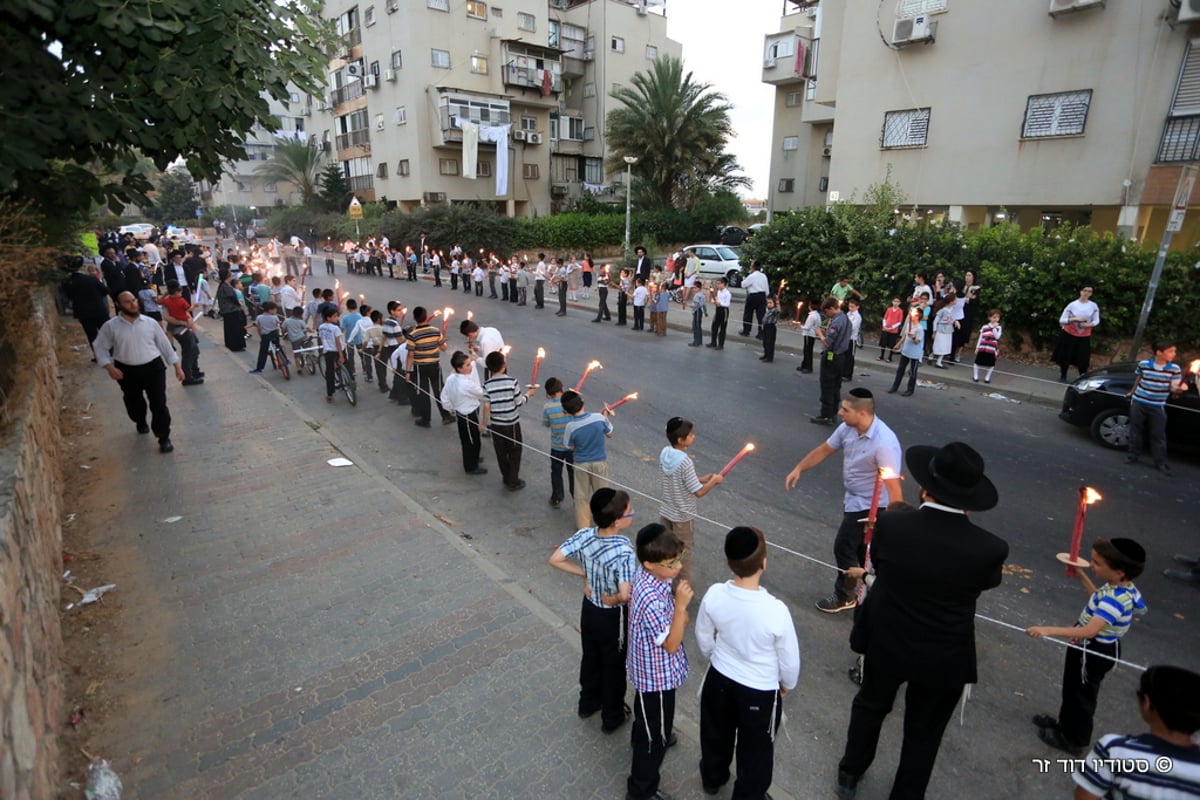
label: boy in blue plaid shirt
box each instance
[625,524,693,800]
[550,488,639,734]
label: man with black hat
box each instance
[785,387,903,613]
[836,441,1008,800]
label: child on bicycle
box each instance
[249,301,282,374]
[282,305,308,367]
[319,307,345,403]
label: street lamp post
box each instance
[623,155,638,256]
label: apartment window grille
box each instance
[427,0,449,10]
[584,82,596,98]
[1159,41,1200,162]
[432,49,451,68]
[492,6,503,16]
[364,5,375,25]
[439,158,460,176]
[391,50,403,69]
[645,45,658,60]
[523,164,540,179]
[477,160,492,177]
[1022,90,1091,138]
[778,179,794,193]
[398,159,410,176]
[517,12,535,31]
[897,0,948,17]
[786,91,803,107]
[782,136,799,151]
[881,107,930,148]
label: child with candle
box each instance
[973,309,1003,384]
[688,280,707,347]
[760,296,779,362]
[797,301,822,373]
[659,417,724,584]
[1026,537,1147,756]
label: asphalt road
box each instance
[256,266,1197,798]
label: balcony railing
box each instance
[502,64,562,94]
[348,175,374,192]
[336,129,371,150]
[331,81,364,107]
[1157,115,1200,163]
[438,108,513,142]
[342,27,362,50]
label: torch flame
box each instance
[536,347,546,359]
[1190,359,1200,374]
[626,392,638,400]
[467,310,474,320]
[586,360,603,371]
[500,345,512,356]
[1082,486,1102,505]
[743,443,755,453]
[444,307,454,317]
[879,467,897,480]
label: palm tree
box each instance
[254,137,323,206]
[604,56,747,210]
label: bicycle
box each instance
[292,338,319,376]
[265,333,290,380]
[311,346,357,406]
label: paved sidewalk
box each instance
[73,337,728,800]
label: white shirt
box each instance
[143,241,161,266]
[741,270,769,294]
[695,581,801,692]
[535,261,547,280]
[93,314,180,368]
[475,326,505,359]
[440,371,487,414]
[716,288,732,308]
[279,284,302,312]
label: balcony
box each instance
[762,31,813,86]
[336,128,371,151]
[1157,115,1200,163]
[561,55,587,78]
[331,81,364,107]
[503,63,562,94]
[342,27,361,51]
[436,108,512,145]
[347,175,374,193]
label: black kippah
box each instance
[725,527,758,560]
[849,387,873,400]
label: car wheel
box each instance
[725,270,742,289]
[1089,408,1130,450]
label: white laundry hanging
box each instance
[480,124,510,196]
[461,121,480,181]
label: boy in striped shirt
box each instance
[1026,537,1147,755]
[542,378,574,508]
[482,351,537,491]
[1126,340,1183,475]
[658,417,723,584]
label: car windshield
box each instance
[715,246,739,260]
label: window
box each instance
[584,157,603,184]
[290,92,300,103]
[523,163,540,179]
[583,81,596,98]
[394,106,407,125]
[476,160,492,177]
[377,162,388,178]
[518,12,535,31]
[427,0,449,9]
[897,0,948,17]
[471,54,489,74]
[562,117,584,140]
[548,20,560,47]
[364,5,375,25]
[612,82,622,94]
[441,93,511,127]
[766,37,793,62]
[881,107,930,148]
[520,115,538,131]
[432,49,451,68]
[549,117,558,141]
[611,36,625,53]
[390,50,403,69]
[1159,42,1200,162]
[492,6,503,16]
[439,158,460,176]
[466,1,486,19]
[819,176,829,192]
[782,136,799,151]
[369,60,380,76]
[778,178,794,193]
[386,0,398,12]
[786,91,803,107]
[1021,90,1092,139]
[645,45,658,60]
[265,182,278,193]
[398,159,410,176]
[374,113,385,130]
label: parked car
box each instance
[1059,362,1200,450]
[747,223,770,236]
[682,244,744,288]
[164,225,199,243]
[711,226,748,246]
[118,223,158,242]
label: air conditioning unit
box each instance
[822,146,832,158]
[364,73,378,88]
[423,192,447,203]
[347,62,363,78]
[386,0,398,11]
[527,132,544,144]
[763,57,776,69]
[892,15,936,46]
[551,184,569,196]
[1178,0,1200,21]
[321,141,331,152]
[1047,0,1105,16]
[582,50,595,61]
[384,69,396,82]
[513,130,528,141]
[489,26,502,38]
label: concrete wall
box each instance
[0,294,65,800]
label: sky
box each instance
[665,1,783,199]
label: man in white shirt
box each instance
[707,278,733,349]
[92,291,186,453]
[534,255,548,309]
[740,261,770,338]
[460,320,505,374]
[278,275,302,314]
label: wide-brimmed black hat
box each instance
[905,442,998,511]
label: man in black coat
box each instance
[633,246,653,284]
[837,442,1009,800]
[60,256,111,350]
[182,246,208,300]
[99,246,125,301]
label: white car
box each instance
[164,225,199,243]
[118,223,157,242]
[682,244,743,288]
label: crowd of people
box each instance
[70,227,1200,800]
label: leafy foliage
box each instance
[255,138,324,206]
[604,56,747,210]
[149,169,197,224]
[0,0,333,225]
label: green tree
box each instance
[317,162,352,212]
[1,0,332,225]
[605,56,747,210]
[256,138,324,206]
[152,169,198,223]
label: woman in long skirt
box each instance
[1051,286,1099,381]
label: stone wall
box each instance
[0,295,65,800]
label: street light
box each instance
[623,155,638,255]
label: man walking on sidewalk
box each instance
[812,297,851,424]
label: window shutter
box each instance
[1171,40,1200,116]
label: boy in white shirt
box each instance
[798,304,822,373]
[696,527,801,800]
[842,298,863,381]
[631,278,649,331]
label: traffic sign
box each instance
[348,196,363,220]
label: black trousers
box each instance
[78,315,109,347]
[222,310,246,351]
[699,667,782,799]
[843,344,857,381]
[710,306,728,347]
[414,362,451,423]
[115,358,170,440]
[323,351,339,397]
[450,273,458,290]
[595,287,610,320]
[800,336,816,371]
[762,323,777,360]
[406,261,417,281]
[510,284,519,304]
[1128,401,1168,466]
[455,409,482,472]
[629,689,676,800]
[833,510,868,603]
[490,422,523,487]
[550,447,574,503]
[558,285,568,314]
[633,306,645,330]
[578,599,628,731]
[501,282,509,301]
[475,280,484,296]
[840,662,963,800]
[325,258,335,275]
[1057,637,1118,748]
[879,333,899,360]
[617,291,628,325]
[742,292,766,335]
[254,329,279,371]
[433,264,442,287]
[818,351,845,418]
[487,272,496,297]
[890,356,920,393]
[171,328,199,380]
[379,345,397,392]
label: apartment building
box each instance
[203,92,310,213]
[261,0,682,218]
[763,0,1200,242]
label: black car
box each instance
[1059,362,1200,450]
[712,226,748,246]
